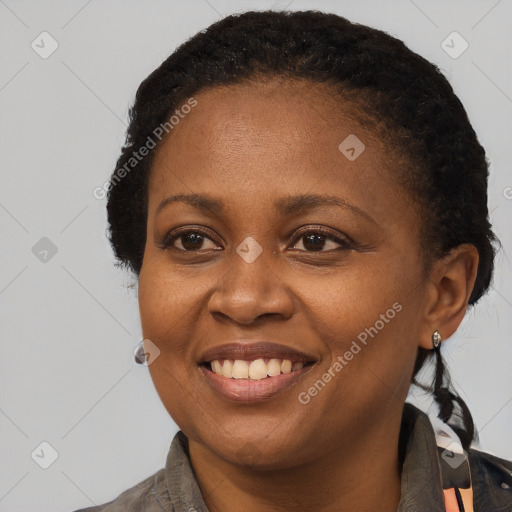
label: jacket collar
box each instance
[164,403,449,511]
[397,403,446,511]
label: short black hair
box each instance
[106,10,498,450]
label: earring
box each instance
[134,342,146,364]
[432,330,442,349]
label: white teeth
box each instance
[249,359,268,380]
[211,360,223,375]
[267,358,282,376]
[209,358,307,380]
[232,360,249,379]
[281,359,292,374]
[222,360,233,378]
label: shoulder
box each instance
[468,447,512,511]
[71,467,172,512]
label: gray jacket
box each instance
[73,403,512,511]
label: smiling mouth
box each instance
[202,357,315,380]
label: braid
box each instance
[413,346,477,451]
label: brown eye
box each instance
[290,229,351,252]
[158,229,220,251]
[177,232,208,251]
[301,233,328,251]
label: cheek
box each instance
[137,262,208,430]
[294,256,422,403]
[295,255,413,345]
[138,262,206,344]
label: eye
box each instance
[157,228,221,251]
[289,228,351,252]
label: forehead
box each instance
[148,79,411,220]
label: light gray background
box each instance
[0,1,511,510]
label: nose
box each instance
[207,249,295,325]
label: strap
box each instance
[432,421,474,512]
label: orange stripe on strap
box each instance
[443,487,474,512]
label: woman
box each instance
[76,10,512,512]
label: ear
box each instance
[418,244,479,350]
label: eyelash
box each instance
[156,225,352,253]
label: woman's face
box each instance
[138,79,430,468]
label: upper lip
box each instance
[198,341,318,364]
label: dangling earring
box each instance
[432,330,442,350]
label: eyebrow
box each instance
[156,193,223,216]
[276,194,376,224]
[155,193,376,224]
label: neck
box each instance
[188,412,403,512]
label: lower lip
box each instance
[199,364,314,402]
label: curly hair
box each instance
[106,10,498,450]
